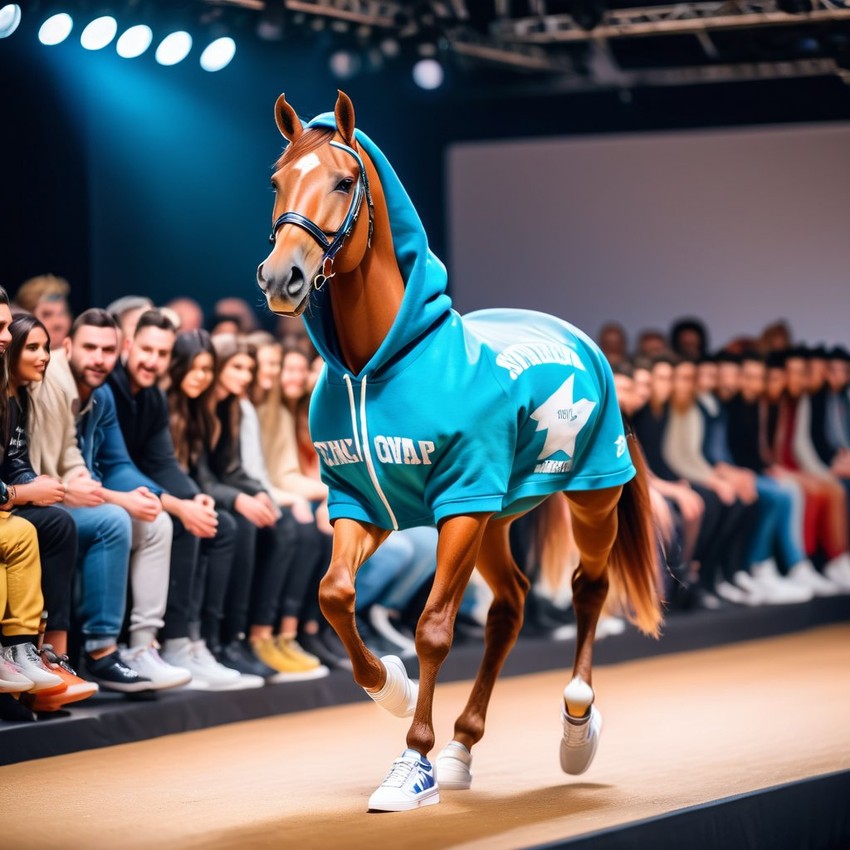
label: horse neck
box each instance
[329,180,404,376]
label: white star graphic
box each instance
[530,375,596,461]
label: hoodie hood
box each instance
[298,111,453,381]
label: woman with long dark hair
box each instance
[1,310,94,710]
[163,330,261,689]
[208,334,327,680]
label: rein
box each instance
[268,140,375,291]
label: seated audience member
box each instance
[726,352,837,596]
[166,331,265,689]
[213,298,258,334]
[61,310,184,690]
[770,348,850,588]
[108,310,242,689]
[206,335,327,680]
[825,346,850,478]
[165,297,204,333]
[0,300,86,703]
[11,274,73,349]
[106,295,154,352]
[696,355,718,398]
[759,320,792,354]
[670,317,708,361]
[635,329,669,360]
[715,351,742,403]
[597,322,628,367]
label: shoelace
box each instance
[564,712,592,746]
[381,757,421,789]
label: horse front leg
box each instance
[436,516,530,790]
[318,518,389,691]
[368,513,491,813]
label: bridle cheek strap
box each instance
[268,139,375,291]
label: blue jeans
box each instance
[356,527,439,610]
[66,504,133,652]
[747,476,805,570]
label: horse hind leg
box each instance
[560,486,622,775]
[436,517,530,790]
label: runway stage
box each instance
[2,625,849,850]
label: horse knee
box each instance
[572,569,609,613]
[415,609,453,666]
[318,565,355,622]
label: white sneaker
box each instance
[161,640,242,691]
[2,644,63,692]
[435,741,473,790]
[719,578,758,606]
[824,553,850,591]
[369,606,417,657]
[119,645,192,690]
[750,560,814,604]
[560,706,603,775]
[787,560,840,597]
[364,655,418,717]
[368,749,440,812]
[597,616,626,639]
[0,655,34,693]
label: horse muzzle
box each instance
[257,261,311,317]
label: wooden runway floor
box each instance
[2,625,849,850]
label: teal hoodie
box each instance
[302,113,634,531]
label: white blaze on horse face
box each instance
[292,151,322,175]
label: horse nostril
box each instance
[257,263,267,289]
[286,266,305,298]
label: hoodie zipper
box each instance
[343,374,399,531]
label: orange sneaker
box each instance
[25,646,98,712]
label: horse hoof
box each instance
[368,748,440,812]
[435,741,472,790]
[560,704,602,775]
[364,655,418,718]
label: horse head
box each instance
[257,91,375,317]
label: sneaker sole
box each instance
[368,788,440,812]
[89,679,154,694]
[267,666,330,684]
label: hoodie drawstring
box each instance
[343,373,399,531]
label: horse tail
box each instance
[608,432,664,638]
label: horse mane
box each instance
[274,127,335,171]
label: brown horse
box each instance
[257,91,662,813]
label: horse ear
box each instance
[275,94,303,144]
[334,90,356,146]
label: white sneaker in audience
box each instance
[119,644,192,690]
[596,616,626,639]
[2,644,63,692]
[750,559,813,604]
[719,577,758,606]
[823,553,850,591]
[0,655,34,693]
[369,605,416,657]
[161,639,247,691]
[787,559,841,596]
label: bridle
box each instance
[268,139,375,291]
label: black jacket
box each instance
[108,362,199,500]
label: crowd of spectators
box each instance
[1,275,848,723]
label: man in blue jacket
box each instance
[65,309,188,690]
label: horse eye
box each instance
[335,177,354,193]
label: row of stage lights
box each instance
[0,4,236,71]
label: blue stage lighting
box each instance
[155,31,192,66]
[0,4,21,39]
[199,37,236,72]
[38,12,73,45]
[116,24,153,58]
[80,15,117,50]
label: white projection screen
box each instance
[447,122,850,350]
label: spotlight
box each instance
[0,4,21,39]
[38,12,73,45]
[155,31,192,66]
[80,15,117,50]
[329,49,360,80]
[116,24,153,58]
[412,58,443,90]
[200,36,235,72]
